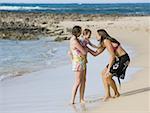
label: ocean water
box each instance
[0,39,69,80]
[0,3,150,15]
[0,36,138,81]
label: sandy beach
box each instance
[60,16,150,113]
[83,16,150,113]
[0,15,150,113]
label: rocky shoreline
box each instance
[0,12,148,41]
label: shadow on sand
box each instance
[71,87,150,112]
[121,87,150,96]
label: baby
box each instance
[80,29,99,54]
[68,28,99,104]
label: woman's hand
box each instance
[85,45,105,56]
[105,68,111,77]
[84,47,88,53]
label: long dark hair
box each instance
[97,29,120,45]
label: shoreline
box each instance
[0,39,69,81]
[1,11,150,16]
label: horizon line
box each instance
[0,2,150,4]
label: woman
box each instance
[69,26,87,104]
[87,29,130,101]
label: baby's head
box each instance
[83,29,91,39]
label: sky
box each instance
[0,0,149,3]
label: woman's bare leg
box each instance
[71,71,83,104]
[106,74,120,98]
[80,68,86,103]
[101,67,111,101]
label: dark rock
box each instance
[42,22,47,24]
[25,17,30,22]
[54,36,67,42]
[0,12,129,41]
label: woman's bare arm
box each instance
[87,45,105,56]
[89,41,100,48]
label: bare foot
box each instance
[71,102,75,104]
[103,96,111,102]
[70,100,75,104]
[80,99,85,104]
[113,93,120,98]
